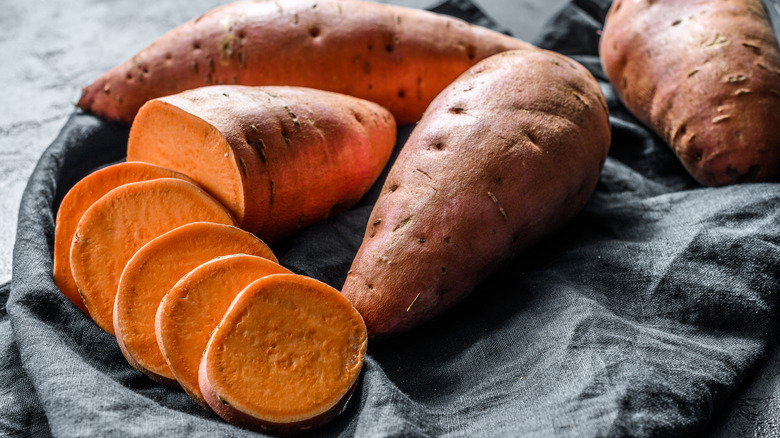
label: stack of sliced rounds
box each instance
[53,162,192,314]
[155,254,291,406]
[113,222,277,386]
[70,178,235,334]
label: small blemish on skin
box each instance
[742,42,761,54]
[406,293,421,312]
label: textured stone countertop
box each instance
[1,0,778,436]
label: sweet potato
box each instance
[114,223,277,386]
[341,48,611,337]
[54,162,192,314]
[126,85,396,241]
[156,254,291,406]
[599,0,780,186]
[70,178,235,334]
[77,0,531,125]
[199,274,367,434]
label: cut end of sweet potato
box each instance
[53,162,192,315]
[70,178,235,334]
[199,273,367,434]
[127,100,248,226]
[156,253,291,409]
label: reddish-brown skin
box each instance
[341,48,611,338]
[77,0,530,126]
[127,85,396,241]
[600,0,780,186]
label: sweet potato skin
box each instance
[599,0,780,186]
[341,48,611,338]
[77,0,530,125]
[127,85,396,241]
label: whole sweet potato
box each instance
[341,48,611,338]
[78,0,530,125]
[600,0,780,186]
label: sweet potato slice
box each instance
[70,178,235,334]
[77,0,530,125]
[199,274,367,434]
[114,223,277,386]
[54,162,191,314]
[127,85,396,241]
[342,48,611,337]
[155,254,290,404]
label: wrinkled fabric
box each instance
[4,0,780,437]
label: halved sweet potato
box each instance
[127,85,396,241]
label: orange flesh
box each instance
[155,254,290,406]
[127,100,245,225]
[53,162,190,314]
[202,274,367,423]
[70,178,235,334]
[114,223,276,384]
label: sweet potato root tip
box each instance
[342,48,611,337]
[155,254,290,408]
[127,85,396,241]
[53,162,192,314]
[77,0,530,125]
[70,178,235,334]
[199,274,367,434]
[114,222,276,385]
